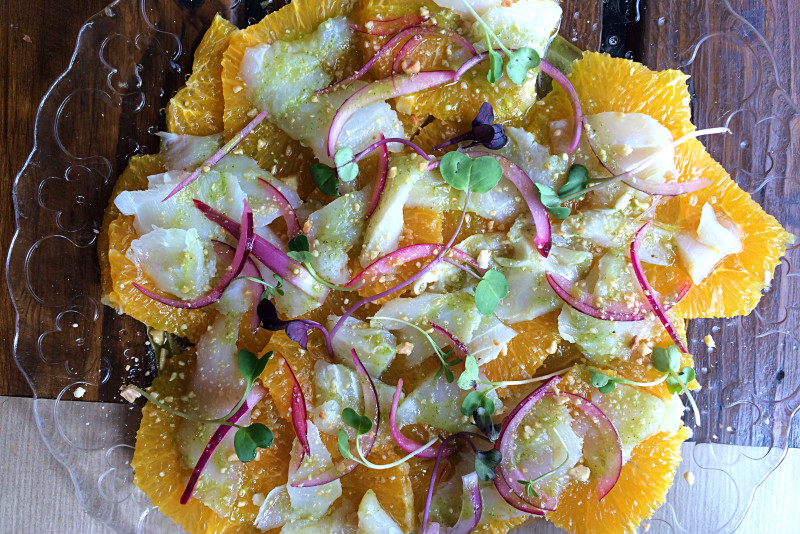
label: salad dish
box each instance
[96,0,794,532]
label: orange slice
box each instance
[167,14,237,136]
[537,52,793,318]
[101,155,214,342]
[547,427,690,534]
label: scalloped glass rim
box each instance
[6,0,799,533]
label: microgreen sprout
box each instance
[432,102,508,152]
[534,164,589,219]
[369,316,463,383]
[235,273,285,301]
[461,0,541,84]
[334,147,359,182]
[475,449,502,481]
[475,269,509,315]
[287,234,365,292]
[257,298,331,351]
[439,150,503,193]
[129,349,274,462]
[591,344,701,425]
[337,409,438,469]
[310,163,341,196]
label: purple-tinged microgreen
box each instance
[370,315,462,383]
[257,299,330,350]
[475,269,508,315]
[474,448,502,481]
[432,102,508,152]
[310,163,341,196]
[128,349,274,463]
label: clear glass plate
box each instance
[6,0,799,532]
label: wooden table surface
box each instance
[2,0,799,448]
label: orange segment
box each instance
[167,14,237,136]
[537,51,792,318]
[483,312,560,386]
[220,0,356,177]
[400,207,444,246]
[547,427,691,534]
[101,155,214,342]
[132,349,294,533]
[342,443,415,531]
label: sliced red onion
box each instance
[429,322,469,357]
[539,60,583,153]
[389,378,457,460]
[631,222,689,353]
[467,152,551,257]
[561,392,622,499]
[134,201,255,309]
[355,136,432,162]
[291,350,380,487]
[366,134,389,219]
[429,473,482,534]
[547,272,691,322]
[330,190,471,343]
[212,240,262,333]
[327,71,456,157]
[193,200,321,296]
[163,111,268,201]
[319,27,475,95]
[349,14,430,36]
[454,52,487,80]
[283,358,310,474]
[392,34,423,73]
[345,243,481,289]
[180,384,267,504]
[258,178,301,237]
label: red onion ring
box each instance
[392,34,423,74]
[133,200,255,309]
[547,272,691,322]
[290,349,380,487]
[258,178,301,237]
[427,473,482,534]
[539,60,583,153]
[163,111,268,201]
[349,14,430,36]
[355,136,432,161]
[283,357,310,473]
[366,134,389,219]
[180,384,267,504]
[466,152,552,257]
[631,222,690,353]
[388,378,457,460]
[319,26,475,95]
[327,71,456,158]
[429,322,469,357]
[193,200,322,297]
[345,243,482,289]
[212,240,262,334]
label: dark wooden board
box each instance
[3,1,798,448]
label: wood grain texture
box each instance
[2,1,798,449]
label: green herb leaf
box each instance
[558,164,589,198]
[468,156,503,194]
[665,375,682,395]
[457,355,480,390]
[434,365,445,381]
[590,370,610,389]
[652,345,681,374]
[311,163,341,196]
[488,48,504,83]
[534,183,571,219]
[342,407,373,436]
[474,406,501,442]
[518,479,540,499]
[334,147,359,182]
[234,423,274,463]
[475,449,502,481]
[505,47,540,84]
[337,429,353,460]
[444,367,455,383]
[598,382,616,394]
[439,152,502,194]
[238,349,271,383]
[678,366,696,383]
[475,269,509,316]
[460,390,484,417]
[287,234,314,263]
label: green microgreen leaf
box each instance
[337,429,354,460]
[439,152,503,194]
[444,367,455,383]
[334,147,359,182]
[234,423,274,463]
[589,370,610,389]
[505,46,540,84]
[652,345,681,374]
[475,449,502,481]
[678,366,696,384]
[342,407,373,436]
[598,382,616,394]
[311,163,341,197]
[475,269,509,316]
[461,390,484,417]
[558,164,589,198]
[287,234,314,263]
[457,355,480,390]
[518,479,540,499]
[238,349,271,383]
[486,33,504,83]
[534,183,571,219]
